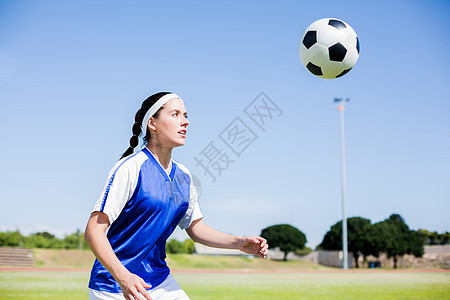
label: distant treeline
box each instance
[0,230,89,250]
[0,229,195,254]
[418,229,450,246]
[0,218,447,257]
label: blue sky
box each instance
[0,0,449,248]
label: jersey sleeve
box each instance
[177,167,203,230]
[92,158,140,225]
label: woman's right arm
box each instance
[85,211,152,300]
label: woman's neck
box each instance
[146,144,172,171]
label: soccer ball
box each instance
[299,18,360,79]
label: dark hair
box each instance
[120,92,172,159]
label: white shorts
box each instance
[89,274,189,300]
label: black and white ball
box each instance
[299,18,360,79]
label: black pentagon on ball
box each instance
[328,19,346,30]
[328,42,347,62]
[306,62,323,76]
[356,37,360,54]
[302,31,317,49]
[336,68,352,78]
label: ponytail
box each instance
[120,111,142,158]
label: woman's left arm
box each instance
[186,219,269,258]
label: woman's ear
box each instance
[148,117,157,131]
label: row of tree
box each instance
[418,229,449,246]
[319,214,425,268]
[259,214,448,267]
[0,229,194,254]
[0,230,89,250]
[1,214,447,266]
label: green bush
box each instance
[0,230,88,249]
[23,232,64,249]
[0,231,24,247]
[295,246,313,256]
[166,239,195,254]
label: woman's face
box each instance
[150,97,189,148]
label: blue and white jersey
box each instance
[88,148,202,293]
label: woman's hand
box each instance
[118,271,152,300]
[237,236,269,259]
[187,219,269,259]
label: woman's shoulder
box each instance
[110,150,150,174]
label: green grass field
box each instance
[176,272,450,299]
[1,250,448,299]
[0,270,448,299]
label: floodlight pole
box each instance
[334,97,349,269]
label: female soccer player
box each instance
[85,92,269,300]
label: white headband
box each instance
[140,93,181,134]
